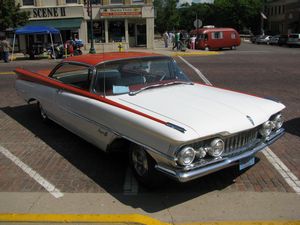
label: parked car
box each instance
[287,33,300,47]
[278,34,289,46]
[255,35,272,44]
[269,35,280,45]
[15,52,285,186]
[190,27,241,50]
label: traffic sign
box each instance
[194,19,202,28]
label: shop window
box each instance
[110,0,123,4]
[132,0,144,3]
[66,0,78,3]
[109,20,125,42]
[92,0,102,4]
[87,20,105,43]
[23,0,34,6]
[211,32,223,39]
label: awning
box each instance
[27,18,82,30]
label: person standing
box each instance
[0,36,12,63]
[190,35,196,50]
[163,31,169,48]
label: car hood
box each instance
[109,83,285,137]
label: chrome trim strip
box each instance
[58,103,175,162]
[156,128,285,182]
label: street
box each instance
[0,42,300,223]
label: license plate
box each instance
[239,156,255,170]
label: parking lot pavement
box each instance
[0,42,300,223]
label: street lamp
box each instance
[87,0,96,54]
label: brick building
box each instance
[265,0,300,34]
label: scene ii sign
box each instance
[32,7,66,18]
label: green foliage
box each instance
[0,0,30,31]
[155,0,263,34]
[154,0,179,34]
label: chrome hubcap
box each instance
[132,148,148,177]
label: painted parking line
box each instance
[263,147,300,194]
[123,167,139,195]
[0,145,63,198]
[179,56,300,195]
[172,51,221,57]
[0,214,299,225]
[0,72,15,75]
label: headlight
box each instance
[259,121,273,137]
[273,114,284,130]
[207,138,224,157]
[177,146,195,166]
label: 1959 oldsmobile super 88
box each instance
[15,52,285,186]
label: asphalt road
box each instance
[0,42,299,223]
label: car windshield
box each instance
[94,56,191,96]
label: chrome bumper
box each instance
[155,128,285,182]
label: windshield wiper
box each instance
[129,81,193,96]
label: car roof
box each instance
[63,52,163,66]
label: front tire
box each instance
[129,144,164,188]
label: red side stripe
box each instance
[15,68,167,125]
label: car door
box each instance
[50,62,113,151]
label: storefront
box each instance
[19,1,155,52]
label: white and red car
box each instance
[15,52,285,186]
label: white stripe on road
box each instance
[178,55,212,85]
[179,56,300,194]
[262,147,300,194]
[0,145,64,198]
[123,167,138,195]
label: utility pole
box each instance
[86,0,96,54]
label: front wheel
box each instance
[129,144,164,188]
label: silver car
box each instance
[287,33,300,47]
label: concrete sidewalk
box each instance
[0,191,299,224]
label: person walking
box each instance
[0,36,12,63]
[172,30,180,51]
[162,31,169,48]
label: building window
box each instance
[87,20,105,43]
[110,0,123,4]
[66,0,78,3]
[109,20,125,42]
[132,0,144,3]
[92,0,101,4]
[23,0,34,6]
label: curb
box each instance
[0,214,299,225]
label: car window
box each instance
[212,32,223,39]
[51,63,92,91]
[94,56,190,96]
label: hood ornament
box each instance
[246,115,255,126]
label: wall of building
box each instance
[18,0,155,52]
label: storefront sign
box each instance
[33,7,66,18]
[100,8,142,17]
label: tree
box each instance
[0,0,30,31]
[154,0,179,34]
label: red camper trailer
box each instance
[190,27,241,50]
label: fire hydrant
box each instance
[118,42,124,52]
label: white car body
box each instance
[15,53,285,183]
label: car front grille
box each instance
[222,128,259,156]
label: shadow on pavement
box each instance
[1,104,251,213]
[284,117,300,138]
